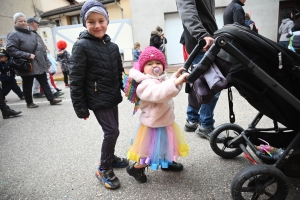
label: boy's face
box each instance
[86,12,108,39]
[0,55,8,62]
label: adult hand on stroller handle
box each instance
[181,39,207,75]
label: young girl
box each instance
[124,46,190,183]
[70,0,128,190]
[56,40,71,87]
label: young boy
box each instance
[0,49,24,101]
[70,0,128,190]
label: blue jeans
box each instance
[279,41,289,48]
[186,53,220,128]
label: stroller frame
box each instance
[186,34,300,199]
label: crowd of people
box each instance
[1,0,300,193]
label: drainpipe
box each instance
[115,0,124,19]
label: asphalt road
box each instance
[1,80,300,200]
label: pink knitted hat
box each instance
[138,46,166,72]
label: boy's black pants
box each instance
[93,106,120,169]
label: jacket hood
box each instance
[129,68,167,83]
[282,18,292,24]
[151,30,159,35]
[79,30,111,43]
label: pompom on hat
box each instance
[138,46,166,73]
[56,40,67,50]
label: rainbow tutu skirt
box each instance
[127,122,189,170]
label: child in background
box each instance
[56,40,71,87]
[70,0,128,190]
[0,49,24,101]
[124,46,190,183]
[133,42,141,70]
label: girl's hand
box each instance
[174,73,189,86]
[174,67,187,78]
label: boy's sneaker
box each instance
[126,163,147,183]
[111,155,129,168]
[161,161,183,172]
[196,126,225,143]
[95,166,120,189]
[184,119,199,132]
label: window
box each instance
[70,15,80,25]
[55,20,60,27]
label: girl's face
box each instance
[86,12,108,39]
[15,17,27,29]
[143,60,164,76]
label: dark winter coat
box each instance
[57,50,71,72]
[149,31,162,49]
[70,30,124,119]
[0,61,16,82]
[6,26,49,76]
[223,0,249,28]
[176,0,218,54]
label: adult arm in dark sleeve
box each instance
[176,0,209,40]
[69,42,89,118]
[6,33,31,59]
[233,5,250,28]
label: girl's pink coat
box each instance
[129,68,182,128]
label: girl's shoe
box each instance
[126,163,147,183]
[161,161,183,172]
[65,84,70,88]
[95,166,120,189]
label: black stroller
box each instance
[185,24,300,200]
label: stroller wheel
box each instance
[210,123,244,159]
[231,164,289,200]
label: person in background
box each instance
[278,12,294,48]
[70,0,128,190]
[149,29,163,50]
[245,13,258,33]
[125,46,189,183]
[133,42,141,70]
[46,49,62,92]
[56,40,71,88]
[287,10,300,54]
[6,13,61,108]
[0,49,24,101]
[176,0,225,143]
[0,86,21,119]
[223,0,254,31]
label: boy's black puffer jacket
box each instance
[70,30,124,119]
